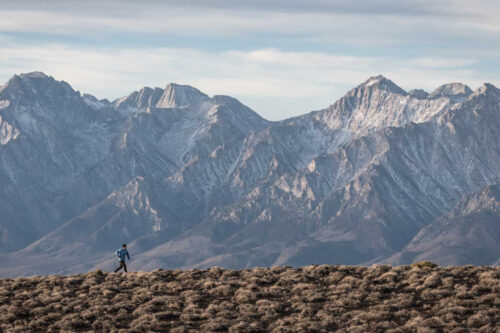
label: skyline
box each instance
[1,0,499,120]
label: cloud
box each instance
[0,0,499,40]
[408,57,477,69]
[3,0,499,17]
[0,45,370,98]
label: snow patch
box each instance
[0,115,20,145]
[307,160,316,172]
[446,122,456,134]
[83,96,106,110]
[0,100,10,110]
[365,78,380,87]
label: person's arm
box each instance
[126,250,130,260]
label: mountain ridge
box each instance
[0,71,498,276]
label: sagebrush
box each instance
[0,265,499,332]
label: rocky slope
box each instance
[0,72,499,276]
[386,183,500,265]
[0,265,498,332]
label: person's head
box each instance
[122,244,127,249]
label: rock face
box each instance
[385,183,500,265]
[0,72,499,276]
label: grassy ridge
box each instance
[0,264,499,332]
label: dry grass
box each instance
[0,265,499,332]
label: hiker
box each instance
[114,244,130,273]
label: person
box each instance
[114,244,130,273]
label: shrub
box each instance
[1,265,498,332]
[410,261,438,269]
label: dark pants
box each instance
[114,260,127,272]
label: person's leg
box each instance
[114,261,124,272]
[123,262,127,273]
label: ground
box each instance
[0,264,499,332]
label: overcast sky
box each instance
[0,0,499,120]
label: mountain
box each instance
[0,72,120,252]
[384,183,500,265]
[0,72,268,253]
[0,72,498,276]
[428,82,473,102]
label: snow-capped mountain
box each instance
[0,72,498,276]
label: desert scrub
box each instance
[0,265,499,331]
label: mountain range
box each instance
[0,72,498,277]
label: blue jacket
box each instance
[116,248,130,261]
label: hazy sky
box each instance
[1,0,499,120]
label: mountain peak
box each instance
[156,83,210,108]
[113,86,163,113]
[2,72,50,91]
[474,83,499,96]
[18,71,50,79]
[408,89,429,99]
[428,82,472,102]
[211,95,254,111]
[12,72,56,87]
[358,75,407,95]
[82,93,110,109]
[0,71,75,101]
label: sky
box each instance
[0,0,499,120]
